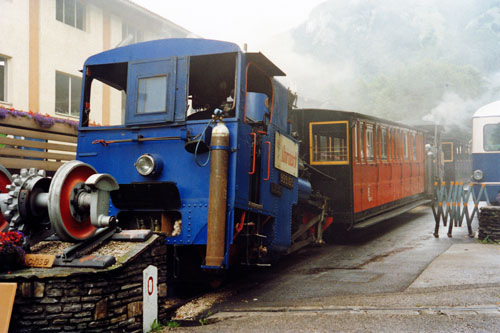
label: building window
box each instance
[0,56,7,102]
[55,71,81,117]
[56,0,85,30]
[122,23,143,44]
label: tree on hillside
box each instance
[360,59,485,122]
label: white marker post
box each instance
[143,265,158,332]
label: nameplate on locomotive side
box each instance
[279,172,295,189]
[275,132,299,177]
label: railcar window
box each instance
[391,130,395,160]
[366,125,374,161]
[360,123,365,161]
[354,125,358,161]
[392,130,397,160]
[404,132,409,160]
[442,142,453,162]
[309,121,349,165]
[412,134,417,160]
[137,76,167,114]
[483,124,500,151]
[381,128,387,160]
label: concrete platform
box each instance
[409,243,500,290]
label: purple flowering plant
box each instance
[0,231,26,271]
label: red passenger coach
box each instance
[290,109,430,231]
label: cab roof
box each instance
[84,38,285,76]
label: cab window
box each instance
[137,75,167,114]
[187,53,237,120]
[484,124,500,151]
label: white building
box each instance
[0,0,191,125]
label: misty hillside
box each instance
[262,0,500,132]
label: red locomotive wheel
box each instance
[48,161,97,241]
[0,166,12,232]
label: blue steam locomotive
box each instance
[74,38,324,275]
[0,38,432,285]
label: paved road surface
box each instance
[171,205,500,332]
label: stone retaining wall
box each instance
[2,234,167,332]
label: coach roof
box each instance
[473,100,500,118]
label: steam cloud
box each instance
[256,0,500,135]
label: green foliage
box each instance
[149,319,163,332]
[166,321,180,328]
[148,319,181,332]
[199,311,212,326]
[479,236,500,245]
[360,59,485,121]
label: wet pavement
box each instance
[169,204,500,332]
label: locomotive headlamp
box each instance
[134,154,162,176]
[473,169,484,181]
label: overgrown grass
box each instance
[478,235,500,244]
[148,319,180,332]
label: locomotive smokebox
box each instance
[205,120,230,267]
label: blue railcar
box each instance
[471,100,500,203]
[75,38,321,277]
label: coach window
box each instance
[391,130,396,161]
[309,121,349,165]
[360,123,366,162]
[390,129,394,161]
[380,128,387,160]
[387,129,392,161]
[366,125,374,162]
[357,122,362,163]
[412,134,417,160]
[396,130,401,161]
[354,124,358,162]
[442,142,453,162]
[403,132,406,160]
[399,131,403,161]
